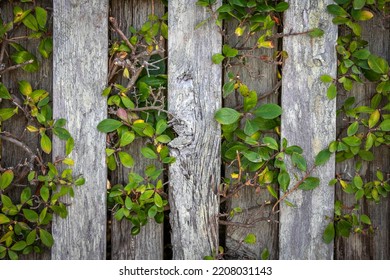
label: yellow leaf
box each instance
[231,173,239,179]
[133,119,145,124]
[156,144,163,153]
[27,125,38,132]
[340,180,348,189]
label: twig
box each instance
[0,133,37,169]
[109,17,136,54]
[0,60,34,75]
[272,166,315,213]
[126,65,144,92]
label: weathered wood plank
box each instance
[51,0,108,259]
[168,0,222,259]
[0,0,53,260]
[280,0,337,259]
[224,23,279,259]
[335,18,390,260]
[109,0,165,260]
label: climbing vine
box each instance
[197,0,389,258]
[0,1,84,259]
[99,8,172,235]
[321,0,389,242]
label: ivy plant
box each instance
[0,1,84,259]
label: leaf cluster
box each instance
[0,1,83,260]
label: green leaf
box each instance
[309,28,324,38]
[26,230,37,245]
[131,226,141,236]
[267,185,278,199]
[22,14,38,31]
[215,108,241,125]
[292,153,307,171]
[156,135,171,143]
[66,137,74,156]
[118,152,134,168]
[242,151,263,163]
[40,133,51,154]
[223,81,235,98]
[278,171,290,192]
[323,222,335,244]
[148,205,158,218]
[75,177,85,186]
[263,137,278,150]
[0,107,18,121]
[0,170,14,190]
[0,83,12,99]
[156,119,168,135]
[0,214,11,225]
[23,209,38,223]
[275,2,289,12]
[53,127,71,140]
[368,109,380,128]
[299,177,320,190]
[358,150,374,161]
[141,147,158,159]
[342,136,362,147]
[261,248,270,260]
[327,84,337,100]
[40,186,49,202]
[320,75,333,83]
[327,4,349,16]
[243,90,257,112]
[347,121,359,136]
[120,131,135,147]
[315,149,332,166]
[35,7,47,30]
[352,49,370,59]
[360,214,371,225]
[243,233,256,244]
[39,229,54,247]
[212,53,225,64]
[222,44,239,58]
[11,241,27,251]
[353,0,366,9]
[379,119,390,131]
[367,54,389,74]
[154,193,163,208]
[253,103,282,119]
[97,119,123,133]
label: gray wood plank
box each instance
[224,22,279,259]
[51,0,108,260]
[109,0,164,260]
[168,0,222,259]
[279,0,337,259]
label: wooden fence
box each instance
[0,0,388,260]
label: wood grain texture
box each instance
[109,0,164,260]
[0,0,53,260]
[224,23,279,259]
[51,0,108,259]
[168,0,222,259]
[280,0,337,259]
[335,18,390,260]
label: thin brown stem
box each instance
[109,17,136,54]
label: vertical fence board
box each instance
[110,0,165,259]
[51,0,108,259]
[168,0,222,259]
[224,23,279,259]
[280,0,337,259]
[335,18,390,260]
[0,0,53,260]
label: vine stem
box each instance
[272,166,316,213]
[0,60,34,75]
